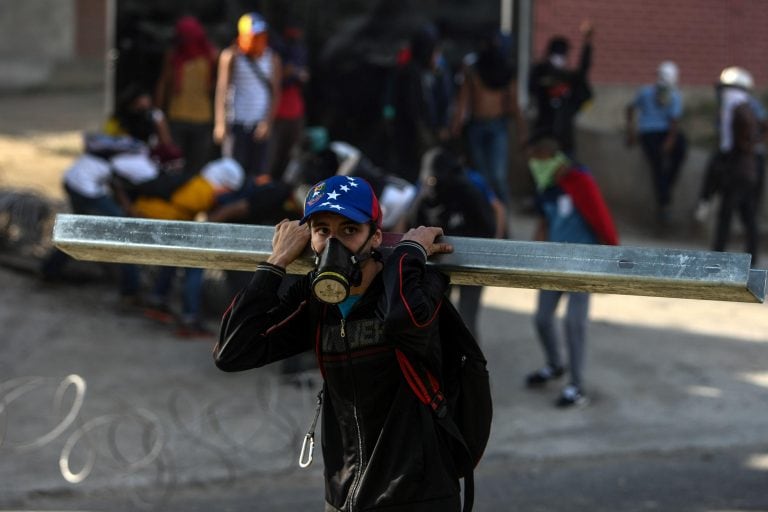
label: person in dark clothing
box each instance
[413,147,506,339]
[709,66,762,266]
[392,23,454,182]
[267,20,310,180]
[528,21,594,156]
[214,175,463,511]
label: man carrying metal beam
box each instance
[524,132,619,408]
[213,175,477,511]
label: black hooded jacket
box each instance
[214,242,461,511]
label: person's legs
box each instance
[736,188,759,265]
[640,132,666,210]
[527,290,566,387]
[666,132,688,196]
[227,123,257,177]
[180,267,205,322]
[149,266,177,305]
[713,189,735,252]
[487,118,511,206]
[467,122,491,188]
[563,292,590,390]
[171,121,213,175]
[456,285,483,339]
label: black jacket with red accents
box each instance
[214,242,461,512]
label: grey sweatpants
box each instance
[533,290,591,388]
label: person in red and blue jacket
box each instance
[214,175,465,510]
[524,133,618,408]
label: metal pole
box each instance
[516,0,532,109]
[52,214,767,303]
[104,0,117,117]
[500,0,513,34]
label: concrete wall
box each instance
[511,82,768,238]
[0,0,76,88]
[0,0,104,90]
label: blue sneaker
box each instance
[555,385,589,408]
[525,365,565,388]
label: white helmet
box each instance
[657,61,679,87]
[719,66,754,90]
[201,157,245,191]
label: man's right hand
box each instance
[266,219,310,268]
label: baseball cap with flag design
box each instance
[238,12,267,36]
[301,175,382,227]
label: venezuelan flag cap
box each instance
[301,176,382,228]
[238,12,267,36]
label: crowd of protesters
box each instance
[40,10,764,405]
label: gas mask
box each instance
[311,237,372,305]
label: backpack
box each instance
[395,299,493,512]
[308,289,492,511]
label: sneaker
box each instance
[525,365,565,388]
[175,320,214,338]
[555,385,589,408]
[144,303,176,324]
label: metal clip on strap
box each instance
[299,432,315,468]
[299,389,323,468]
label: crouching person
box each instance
[214,175,463,511]
[133,157,244,336]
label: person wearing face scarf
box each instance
[214,12,282,179]
[702,67,763,266]
[626,61,688,226]
[528,20,594,157]
[154,15,219,176]
[106,84,174,149]
[524,132,618,408]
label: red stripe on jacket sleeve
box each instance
[397,253,442,328]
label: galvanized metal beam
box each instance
[52,214,767,303]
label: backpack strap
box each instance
[395,348,475,512]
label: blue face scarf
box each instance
[529,151,569,191]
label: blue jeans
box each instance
[41,185,140,297]
[533,290,591,388]
[467,118,510,205]
[150,266,205,321]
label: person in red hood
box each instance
[524,132,618,408]
[155,15,218,176]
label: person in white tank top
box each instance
[214,12,282,178]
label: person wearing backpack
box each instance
[214,174,489,511]
[413,147,507,338]
[213,12,282,178]
[524,132,618,408]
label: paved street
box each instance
[0,90,767,511]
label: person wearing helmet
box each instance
[625,60,687,226]
[215,175,470,510]
[700,66,763,265]
[214,12,282,178]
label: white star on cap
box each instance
[346,178,359,187]
[327,190,340,200]
[329,204,344,210]
[340,184,350,192]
